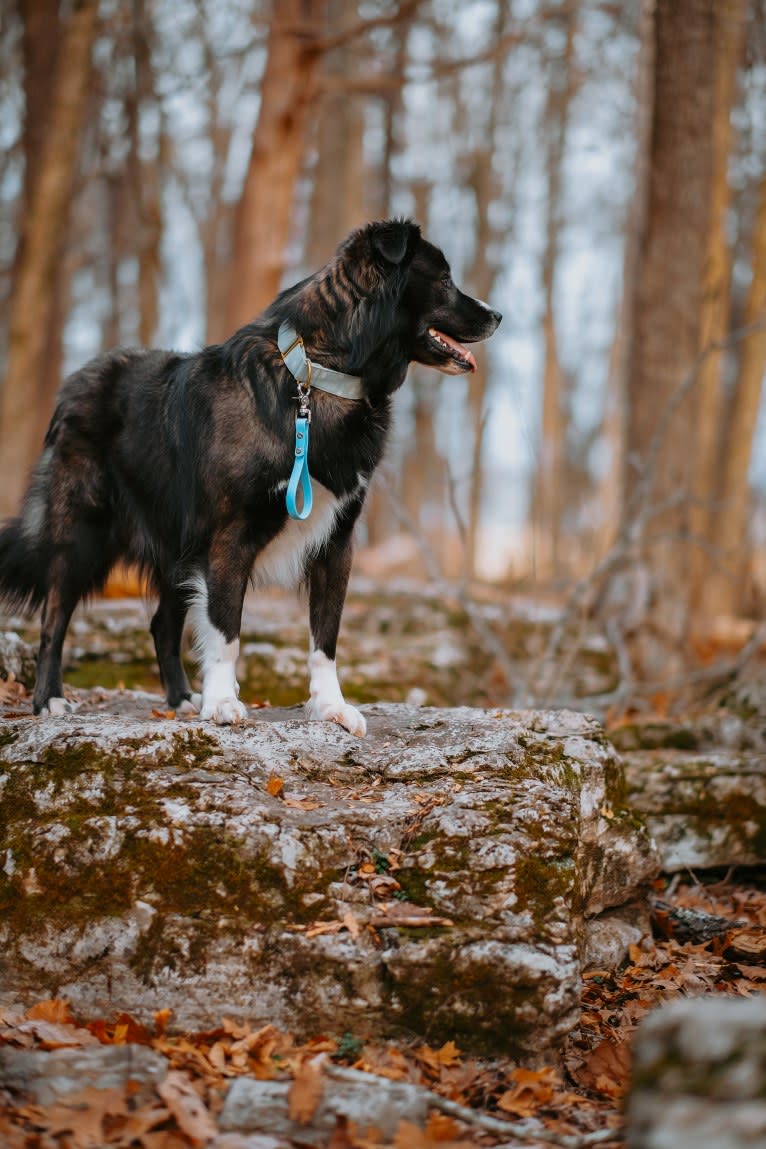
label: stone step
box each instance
[0,695,657,1058]
[624,749,766,872]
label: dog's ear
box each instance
[371,219,420,266]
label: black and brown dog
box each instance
[0,219,501,733]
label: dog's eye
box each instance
[440,274,452,288]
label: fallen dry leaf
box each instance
[266,775,285,798]
[572,1039,631,1099]
[158,1069,218,1145]
[288,1054,325,1123]
[343,910,362,940]
[25,999,76,1025]
[497,1065,559,1117]
[283,795,324,810]
[0,675,25,704]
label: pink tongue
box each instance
[433,329,477,372]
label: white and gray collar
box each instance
[277,321,365,402]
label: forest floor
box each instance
[1,580,765,1147]
[2,870,766,1148]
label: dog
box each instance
[0,219,501,735]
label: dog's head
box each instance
[400,233,502,376]
[269,219,501,393]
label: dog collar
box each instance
[277,321,364,401]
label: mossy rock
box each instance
[0,697,657,1058]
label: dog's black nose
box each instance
[490,308,503,326]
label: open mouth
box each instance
[427,328,477,373]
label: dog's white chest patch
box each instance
[252,480,351,588]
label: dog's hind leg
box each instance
[33,566,82,716]
[187,532,252,725]
[33,513,118,715]
[150,582,197,711]
[306,524,366,737]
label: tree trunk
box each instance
[364,4,417,547]
[463,0,515,581]
[306,0,366,270]
[712,173,766,612]
[16,0,66,464]
[129,0,161,347]
[598,0,655,559]
[226,0,327,331]
[0,0,99,519]
[624,0,715,679]
[689,0,746,620]
[532,6,576,582]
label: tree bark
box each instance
[713,173,766,611]
[15,0,66,463]
[226,0,327,331]
[129,0,161,347]
[306,0,366,270]
[689,0,746,619]
[0,0,99,519]
[463,0,515,580]
[532,5,577,582]
[624,0,715,678]
[597,0,655,559]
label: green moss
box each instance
[386,946,542,1058]
[514,855,574,928]
[66,657,162,693]
[609,722,699,753]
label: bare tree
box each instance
[689,0,746,617]
[127,0,162,347]
[532,2,577,581]
[713,173,766,612]
[0,0,99,518]
[464,0,517,579]
[226,0,327,330]
[624,0,715,678]
[306,0,366,269]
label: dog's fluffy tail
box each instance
[0,454,52,614]
[0,516,49,614]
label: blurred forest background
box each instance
[0,0,765,693]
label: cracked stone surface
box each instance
[624,749,766,872]
[0,693,657,1058]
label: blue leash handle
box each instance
[286,416,313,520]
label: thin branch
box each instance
[313,0,424,54]
[323,1061,622,1146]
[569,622,766,710]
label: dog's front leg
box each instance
[306,522,366,737]
[188,533,251,726]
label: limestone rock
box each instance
[220,1070,429,1143]
[0,1043,168,1106]
[625,750,766,871]
[0,694,657,1057]
[0,631,37,689]
[627,995,766,1149]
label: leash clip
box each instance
[286,412,313,520]
[296,358,312,422]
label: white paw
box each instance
[306,700,367,737]
[41,697,77,717]
[201,696,248,725]
[179,694,202,715]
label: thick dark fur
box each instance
[0,219,501,722]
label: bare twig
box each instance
[323,1061,622,1146]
